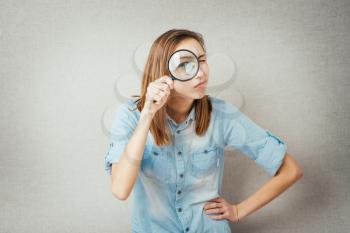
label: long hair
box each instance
[131,28,212,146]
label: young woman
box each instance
[104,29,303,233]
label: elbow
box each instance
[112,189,130,201]
[290,166,303,182]
[110,164,130,201]
[280,153,303,182]
[113,194,129,201]
[293,159,304,180]
[295,167,304,179]
[111,181,130,201]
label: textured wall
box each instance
[0,0,349,232]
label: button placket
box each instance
[174,142,187,228]
[175,148,185,194]
[182,207,193,233]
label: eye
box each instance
[178,62,189,67]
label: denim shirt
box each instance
[104,96,287,233]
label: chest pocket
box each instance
[141,148,174,184]
[190,145,219,179]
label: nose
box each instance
[195,65,204,79]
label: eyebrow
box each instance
[178,53,206,60]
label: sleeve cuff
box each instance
[255,130,287,176]
[104,140,128,175]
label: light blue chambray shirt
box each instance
[104,95,287,233]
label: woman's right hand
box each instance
[143,75,174,116]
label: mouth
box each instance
[195,81,207,88]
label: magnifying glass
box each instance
[167,49,200,81]
[152,49,200,104]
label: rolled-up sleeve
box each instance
[104,101,137,175]
[223,101,287,176]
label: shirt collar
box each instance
[166,103,195,131]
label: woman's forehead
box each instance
[174,38,204,57]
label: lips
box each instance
[195,81,207,88]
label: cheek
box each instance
[202,64,209,75]
[205,66,209,75]
[173,82,196,95]
[175,83,188,91]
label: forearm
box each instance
[111,109,154,200]
[235,175,291,220]
[236,155,303,220]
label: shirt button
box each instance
[204,149,208,153]
[179,174,184,178]
[177,151,182,155]
[176,130,181,134]
[185,227,190,232]
[177,190,182,195]
[178,207,182,212]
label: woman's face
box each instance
[169,38,209,100]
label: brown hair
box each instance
[131,28,212,146]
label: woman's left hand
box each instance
[203,197,239,223]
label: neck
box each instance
[166,96,194,124]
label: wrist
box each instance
[235,202,246,222]
[140,109,155,121]
[232,204,240,223]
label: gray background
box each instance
[0,0,349,232]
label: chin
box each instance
[194,92,206,99]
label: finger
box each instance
[157,89,168,99]
[155,82,170,92]
[205,207,224,214]
[148,86,160,97]
[153,93,163,102]
[155,86,170,99]
[209,197,223,202]
[154,76,169,84]
[158,81,173,91]
[203,202,214,210]
[147,84,158,96]
[149,84,167,96]
[154,88,170,102]
[207,198,218,202]
[207,201,222,206]
[155,76,173,90]
[203,202,222,210]
[209,213,225,220]
[151,83,170,94]
[163,76,174,89]
[159,88,170,98]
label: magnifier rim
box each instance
[167,49,200,82]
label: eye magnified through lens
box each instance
[167,49,200,81]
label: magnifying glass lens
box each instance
[168,50,199,81]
